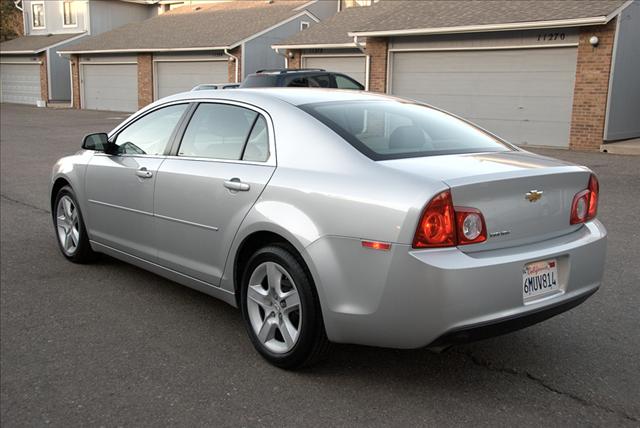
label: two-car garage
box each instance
[77,55,230,112]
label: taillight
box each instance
[413,190,456,248]
[412,190,486,248]
[570,174,599,225]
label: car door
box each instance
[154,101,276,285]
[84,103,190,261]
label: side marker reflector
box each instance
[361,240,391,251]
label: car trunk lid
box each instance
[380,151,592,251]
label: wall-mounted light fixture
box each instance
[288,51,294,59]
[589,35,599,47]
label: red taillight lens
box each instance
[587,174,598,220]
[570,174,599,224]
[413,190,456,248]
[412,191,487,248]
[455,208,487,245]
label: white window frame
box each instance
[300,21,310,31]
[62,1,78,28]
[31,1,46,30]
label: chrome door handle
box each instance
[223,178,250,192]
[136,167,153,179]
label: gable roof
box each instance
[273,4,386,48]
[275,0,629,48]
[0,33,84,54]
[59,0,313,54]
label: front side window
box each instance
[32,3,45,28]
[285,76,309,87]
[63,1,76,26]
[178,103,269,161]
[299,100,512,160]
[335,74,363,90]
[114,104,188,155]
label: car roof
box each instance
[158,87,395,108]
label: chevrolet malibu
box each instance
[50,89,607,369]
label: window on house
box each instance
[31,3,45,28]
[63,1,76,26]
[300,21,310,31]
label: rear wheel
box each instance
[240,245,330,369]
[53,186,95,263]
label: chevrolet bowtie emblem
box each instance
[525,190,543,202]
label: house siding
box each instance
[23,0,88,35]
[569,19,617,151]
[604,2,640,141]
[89,1,155,36]
[243,15,313,77]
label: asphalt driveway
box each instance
[1,103,639,427]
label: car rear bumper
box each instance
[305,220,606,349]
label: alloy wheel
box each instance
[56,195,80,255]
[246,261,302,354]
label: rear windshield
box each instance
[298,100,513,160]
[241,75,279,88]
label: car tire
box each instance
[240,244,330,369]
[53,186,96,263]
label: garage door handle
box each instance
[136,167,153,179]
[224,178,250,192]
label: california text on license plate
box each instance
[523,259,559,300]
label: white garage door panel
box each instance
[156,61,228,99]
[83,64,138,112]
[391,48,578,147]
[0,63,40,105]
[303,56,366,86]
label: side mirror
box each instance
[81,133,110,151]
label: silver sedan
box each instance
[50,89,607,369]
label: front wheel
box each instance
[53,186,96,263]
[240,245,330,369]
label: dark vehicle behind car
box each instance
[240,69,364,90]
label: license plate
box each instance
[523,259,559,300]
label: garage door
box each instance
[155,61,228,99]
[0,63,41,105]
[391,48,578,147]
[303,56,366,87]
[82,63,138,112]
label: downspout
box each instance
[353,35,370,91]
[353,35,366,53]
[274,47,289,68]
[224,48,239,83]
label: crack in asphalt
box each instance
[456,349,639,423]
[0,194,50,214]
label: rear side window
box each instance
[335,74,363,90]
[178,103,268,161]
[299,100,512,160]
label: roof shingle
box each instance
[1,33,83,54]
[59,0,307,54]
[277,0,627,47]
